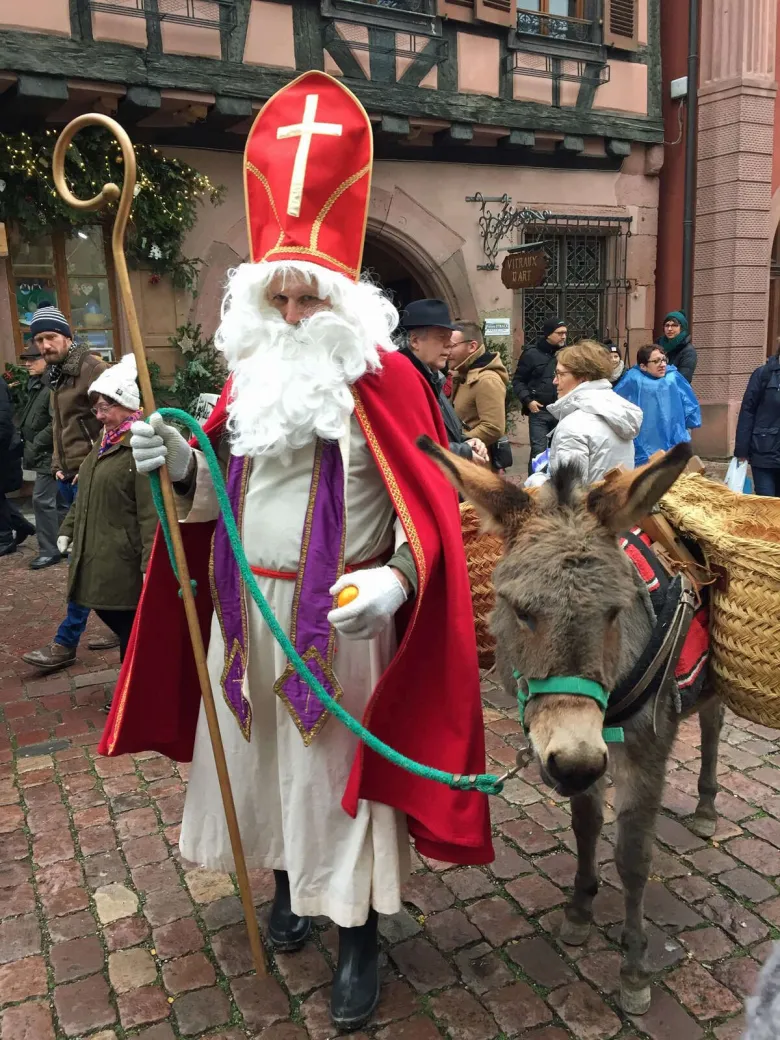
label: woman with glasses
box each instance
[544,340,642,484]
[614,345,701,466]
[56,354,156,662]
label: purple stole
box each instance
[210,440,345,744]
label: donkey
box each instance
[420,439,725,1016]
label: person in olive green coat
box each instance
[57,354,156,662]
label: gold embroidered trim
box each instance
[211,455,253,742]
[350,387,426,594]
[246,162,283,229]
[350,386,426,734]
[260,245,357,279]
[107,670,131,756]
[311,163,370,252]
[272,438,346,744]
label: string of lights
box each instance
[0,127,224,291]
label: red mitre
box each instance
[244,70,373,282]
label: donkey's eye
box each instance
[515,608,535,628]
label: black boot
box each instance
[268,870,310,951]
[330,909,380,1031]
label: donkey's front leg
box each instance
[613,744,668,1016]
[689,694,724,839]
[560,777,606,947]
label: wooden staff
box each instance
[52,114,267,978]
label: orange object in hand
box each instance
[337,585,359,608]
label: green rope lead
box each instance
[148,407,504,797]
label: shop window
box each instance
[7,225,119,361]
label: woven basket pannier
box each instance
[661,474,780,730]
[460,502,503,669]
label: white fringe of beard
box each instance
[214,261,399,462]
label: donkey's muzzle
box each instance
[544,747,607,795]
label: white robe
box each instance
[178,418,411,927]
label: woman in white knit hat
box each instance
[56,353,157,663]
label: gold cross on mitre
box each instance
[277,94,343,218]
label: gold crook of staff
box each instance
[52,113,267,978]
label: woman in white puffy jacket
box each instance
[546,340,643,484]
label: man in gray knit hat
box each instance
[22,305,118,670]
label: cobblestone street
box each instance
[1,538,776,1040]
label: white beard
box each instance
[215,262,399,462]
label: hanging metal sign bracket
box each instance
[466,192,551,271]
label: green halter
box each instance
[513,672,625,744]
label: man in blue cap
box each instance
[22,305,118,670]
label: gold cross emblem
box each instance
[276,94,343,219]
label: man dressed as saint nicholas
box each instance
[99,70,493,1030]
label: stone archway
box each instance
[191,184,478,334]
[366,185,477,321]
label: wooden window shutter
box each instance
[437,0,475,23]
[603,0,638,50]
[475,0,516,28]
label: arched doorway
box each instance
[361,234,432,312]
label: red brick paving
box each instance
[0,544,776,1038]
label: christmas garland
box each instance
[0,127,224,291]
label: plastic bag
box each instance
[724,457,748,494]
[531,448,550,474]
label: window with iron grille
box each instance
[520,216,631,347]
[516,0,593,43]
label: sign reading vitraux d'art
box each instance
[501,245,547,290]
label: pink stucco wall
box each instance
[593,62,649,117]
[92,2,147,47]
[161,21,221,58]
[457,34,500,96]
[638,0,649,46]
[513,74,552,105]
[0,0,70,35]
[243,1,296,68]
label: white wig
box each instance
[214,260,399,460]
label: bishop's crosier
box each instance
[99,70,492,1031]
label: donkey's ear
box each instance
[417,436,534,536]
[586,442,692,534]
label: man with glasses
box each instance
[614,344,701,466]
[398,300,489,464]
[22,304,119,672]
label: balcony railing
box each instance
[357,0,432,10]
[88,0,237,31]
[517,9,595,43]
[321,0,438,35]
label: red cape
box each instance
[99,351,493,865]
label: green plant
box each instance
[0,128,224,292]
[168,323,227,414]
[2,363,30,416]
[484,335,522,425]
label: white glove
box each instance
[327,567,408,641]
[130,413,193,483]
[57,536,71,555]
